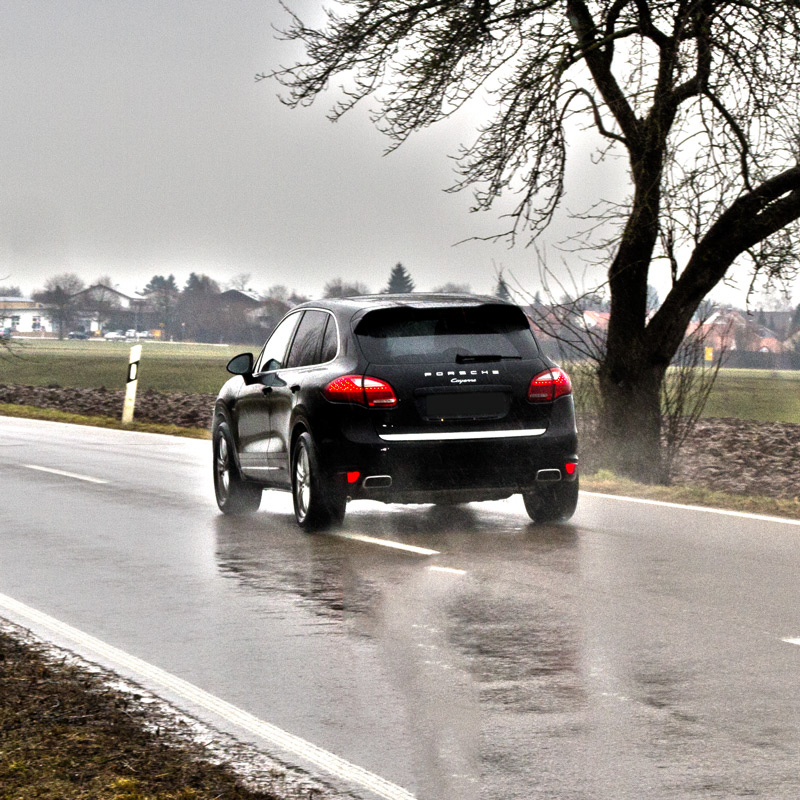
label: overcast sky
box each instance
[0,1,790,306]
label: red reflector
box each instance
[527,367,572,402]
[346,471,361,484]
[323,374,397,407]
[565,462,577,475]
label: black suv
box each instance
[212,294,578,529]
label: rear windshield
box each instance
[354,304,540,364]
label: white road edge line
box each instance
[782,637,800,646]
[330,532,439,556]
[427,566,467,576]
[0,592,417,800]
[581,490,800,527]
[23,464,109,485]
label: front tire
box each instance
[291,432,346,531]
[523,478,579,524]
[213,421,262,515]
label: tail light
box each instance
[527,367,572,403]
[323,375,398,407]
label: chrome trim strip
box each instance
[378,428,547,442]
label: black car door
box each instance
[235,311,302,479]
[266,309,332,480]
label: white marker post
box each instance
[122,344,142,424]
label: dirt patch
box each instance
[0,384,216,429]
[0,626,292,800]
[3,383,798,502]
[670,417,800,501]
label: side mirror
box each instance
[226,352,254,376]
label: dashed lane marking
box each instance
[782,637,800,646]
[23,464,109,485]
[0,592,418,800]
[329,532,439,556]
[427,566,467,576]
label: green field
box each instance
[1,339,799,422]
[0,339,253,395]
[703,369,800,423]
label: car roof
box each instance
[294,293,514,317]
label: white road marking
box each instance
[782,637,800,646]
[427,566,467,576]
[329,532,439,556]
[24,464,109,484]
[581,490,800,527]
[0,592,417,800]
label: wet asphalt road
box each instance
[2,416,800,799]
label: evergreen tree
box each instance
[141,275,180,339]
[494,273,512,302]
[386,263,415,294]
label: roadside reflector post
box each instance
[122,344,142,424]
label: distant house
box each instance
[688,309,786,354]
[70,284,148,333]
[0,296,52,333]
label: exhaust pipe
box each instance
[536,469,562,482]
[363,475,392,489]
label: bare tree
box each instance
[323,278,370,298]
[432,282,472,294]
[267,0,800,482]
[227,272,253,292]
[33,273,85,338]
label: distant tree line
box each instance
[24,262,520,344]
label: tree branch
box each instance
[646,165,800,360]
[566,0,641,145]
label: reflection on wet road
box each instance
[3,418,800,799]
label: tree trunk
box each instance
[597,354,667,485]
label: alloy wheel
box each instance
[216,435,230,502]
[294,443,311,521]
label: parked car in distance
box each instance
[67,330,89,340]
[1,327,11,340]
[103,330,125,340]
[212,294,579,530]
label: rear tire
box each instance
[213,421,262,515]
[291,432,346,531]
[523,478,579,524]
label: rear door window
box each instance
[354,304,539,364]
[285,310,330,368]
[319,315,338,362]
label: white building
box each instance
[0,297,52,333]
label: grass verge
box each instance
[0,628,283,800]
[0,403,211,439]
[581,469,800,521]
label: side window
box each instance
[256,312,302,372]
[319,315,338,362]
[285,310,329,369]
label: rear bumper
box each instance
[319,427,578,500]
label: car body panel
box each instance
[213,294,578,507]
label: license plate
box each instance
[425,392,507,419]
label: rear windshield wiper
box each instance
[455,353,521,363]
